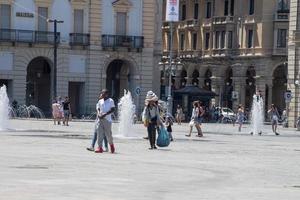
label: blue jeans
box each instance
[91,126,108,149]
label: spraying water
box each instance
[0,85,10,130]
[118,90,136,137]
[251,91,264,135]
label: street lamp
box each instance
[47,19,64,100]
[159,58,183,115]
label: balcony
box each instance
[69,33,90,46]
[212,16,235,24]
[101,34,144,50]
[274,12,289,21]
[0,29,59,44]
[179,50,202,59]
[185,19,200,30]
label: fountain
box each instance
[117,90,136,137]
[0,85,10,130]
[251,90,264,135]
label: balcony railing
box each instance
[213,16,234,24]
[101,34,144,49]
[69,33,90,46]
[0,29,60,44]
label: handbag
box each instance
[156,127,170,147]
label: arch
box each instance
[272,63,287,112]
[26,57,52,115]
[223,67,233,108]
[180,69,187,88]
[192,69,199,86]
[204,69,212,91]
[105,58,137,102]
[245,66,256,109]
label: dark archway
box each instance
[245,66,256,110]
[26,57,52,114]
[272,64,287,112]
[192,69,199,86]
[106,59,133,102]
[180,69,187,88]
[204,69,212,91]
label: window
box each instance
[206,2,212,18]
[116,12,127,35]
[194,3,199,19]
[278,0,289,12]
[224,0,229,16]
[192,33,197,50]
[277,29,287,48]
[230,0,235,15]
[205,32,210,49]
[249,0,255,15]
[181,4,186,21]
[227,31,233,49]
[168,33,171,51]
[38,7,48,31]
[215,31,220,49]
[180,33,185,50]
[0,4,11,29]
[74,9,84,33]
[221,31,226,49]
[247,29,253,48]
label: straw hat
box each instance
[145,91,158,105]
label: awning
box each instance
[174,85,217,97]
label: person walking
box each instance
[57,96,64,125]
[142,91,161,150]
[52,99,61,125]
[176,105,183,125]
[268,104,280,135]
[86,93,108,152]
[95,89,116,153]
[236,105,244,132]
[62,96,71,126]
[186,101,203,137]
[196,101,205,137]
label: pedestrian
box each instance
[186,101,203,137]
[165,114,174,141]
[62,96,71,126]
[95,89,116,153]
[142,91,161,150]
[52,99,61,125]
[268,104,280,135]
[236,104,244,132]
[176,105,183,125]
[86,93,108,152]
[196,101,205,137]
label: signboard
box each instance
[16,12,34,18]
[135,87,141,96]
[166,0,179,22]
[284,91,292,103]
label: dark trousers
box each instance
[147,123,157,147]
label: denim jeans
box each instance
[91,125,108,148]
[147,123,157,148]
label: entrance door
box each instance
[26,57,51,115]
[68,82,85,118]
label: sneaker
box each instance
[275,132,280,136]
[95,147,103,153]
[86,147,94,151]
[110,144,115,154]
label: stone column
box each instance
[198,77,205,88]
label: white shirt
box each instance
[97,98,115,122]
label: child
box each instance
[165,115,174,141]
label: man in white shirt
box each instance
[95,89,116,153]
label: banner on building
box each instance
[166,0,179,22]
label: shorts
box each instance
[272,119,278,125]
[194,117,203,124]
[64,110,70,118]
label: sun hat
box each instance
[145,91,158,105]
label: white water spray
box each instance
[0,85,10,130]
[251,93,264,135]
[118,90,136,137]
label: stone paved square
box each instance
[0,119,300,200]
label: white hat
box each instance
[145,91,158,105]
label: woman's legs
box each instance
[196,123,203,136]
[147,123,156,149]
[238,123,242,132]
[186,126,193,137]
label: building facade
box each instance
[161,0,289,117]
[288,0,300,127]
[0,0,162,117]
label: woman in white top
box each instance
[186,101,203,137]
